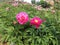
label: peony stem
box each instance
[22,36,25,45]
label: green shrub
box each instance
[36,1,51,8]
[31,0,35,4]
[54,2,60,10]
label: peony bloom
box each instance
[13,21,17,25]
[6,7,10,11]
[51,10,55,14]
[16,12,29,25]
[30,17,44,28]
[34,5,42,10]
[12,2,18,7]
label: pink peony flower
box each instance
[16,12,29,25]
[6,7,10,11]
[12,2,18,7]
[13,21,17,25]
[34,5,42,10]
[30,17,44,28]
[51,10,55,14]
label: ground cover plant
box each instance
[0,1,60,45]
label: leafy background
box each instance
[0,0,60,45]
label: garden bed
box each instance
[0,1,60,45]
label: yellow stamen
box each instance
[35,20,38,23]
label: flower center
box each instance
[20,16,25,21]
[34,19,38,23]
